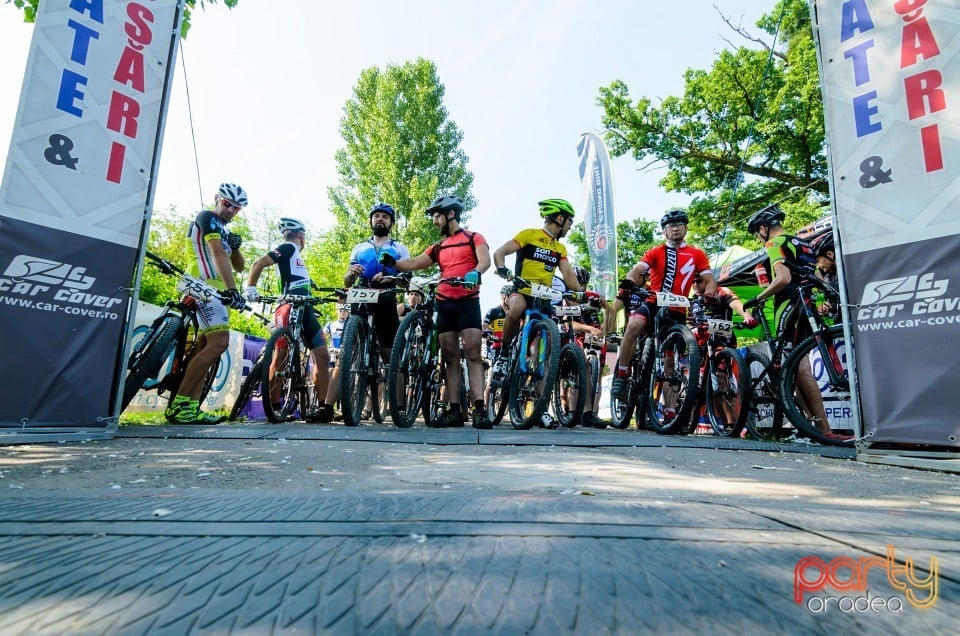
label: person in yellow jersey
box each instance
[491,198,587,383]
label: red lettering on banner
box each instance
[920,124,943,171]
[106,91,140,137]
[106,141,125,184]
[113,47,145,92]
[904,70,946,119]
[900,18,940,67]
[125,4,155,46]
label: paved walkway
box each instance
[0,424,956,634]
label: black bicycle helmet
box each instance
[369,202,396,222]
[660,209,689,228]
[747,204,785,234]
[425,194,465,219]
[574,265,590,286]
[813,232,835,257]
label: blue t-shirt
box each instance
[348,238,410,287]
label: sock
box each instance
[474,400,485,412]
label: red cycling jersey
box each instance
[641,243,712,297]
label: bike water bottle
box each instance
[754,263,770,287]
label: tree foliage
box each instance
[312,58,475,292]
[567,217,658,280]
[7,0,239,37]
[597,0,825,252]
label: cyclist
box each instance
[397,279,425,318]
[490,198,587,383]
[343,202,410,361]
[691,274,758,339]
[612,208,716,412]
[165,182,248,424]
[324,303,349,420]
[483,285,511,364]
[813,232,840,319]
[382,194,493,429]
[744,204,850,441]
[558,265,610,429]
[244,217,335,423]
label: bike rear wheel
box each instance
[779,325,853,447]
[646,325,700,434]
[387,311,429,428]
[229,358,264,421]
[555,342,587,428]
[508,318,561,429]
[122,313,182,411]
[339,316,370,427]
[705,348,749,437]
[261,327,304,423]
[744,351,784,440]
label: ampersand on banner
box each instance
[858,156,892,188]
[43,134,79,171]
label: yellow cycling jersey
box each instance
[510,228,568,291]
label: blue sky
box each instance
[0,0,777,308]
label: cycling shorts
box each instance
[194,295,230,333]
[436,297,482,334]
[274,303,326,350]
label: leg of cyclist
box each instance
[794,357,832,435]
[437,332,465,427]
[166,296,230,424]
[613,313,647,400]
[494,292,527,380]
[461,324,492,429]
[303,308,334,423]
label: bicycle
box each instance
[257,289,344,424]
[227,304,276,422]
[340,276,408,427]
[121,251,251,413]
[493,276,562,430]
[482,332,509,425]
[744,269,852,447]
[688,298,749,437]
[387,276,473,428]
[742,305,784,441]
[552,298,601,427]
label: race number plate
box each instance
[529,282,563,301]
[707,319,733,338]
[346,288,382,304]
[554,305,582,317]
[178,277,216,302]
[655,291,690,308]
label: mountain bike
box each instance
[227,305,276,422]
[121,251,252,412]
[387,276,473,428]
[643,291,701,435]
[257,289,344,423]
[552,300,598,427]
[745,269,853,447]
[482,332,509,425]
[742,305,784,441]
[688,298,749,437]
[493,276,562,430]
[340,276,408,427]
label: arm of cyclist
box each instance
[206,235,240,292]
[752,259,791,305]
[728,293,759,328]
[384,251,433,272]
[243,254,275,301]
[492,239,520,280]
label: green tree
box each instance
[311,58,475,293]
[8,0,238,37]
[597,0,824,252]
[567,217,658,280]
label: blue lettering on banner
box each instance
[840,0,874,42]
[852,91,882,137]
[66,18,99,64]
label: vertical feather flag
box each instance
[577,132,618,300]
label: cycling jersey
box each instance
[484,305,507,350]
[188,209,234,290]
[268,242,312,295]
[641,243,711,297]
[426,229,487,300]
[694,286,738,321]
[348,237,410,288]
[764,234,815,308]
[325,319,345,350]
[509,228,568,292]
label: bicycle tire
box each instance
[339,316,369,427]
[633,336,655,429]
[555,342,587,428]
[779,325,854,447]
[387,310,429,428]
[586,351,601,415]
[121,314,182,411]
[508,318,561,429]
[744,351,784,440]
[486,372,510,425]
[261,327,303,423]
[705,348,749,437]
[229,358,264,421]
[371,364,385,424]
[646,325,700,434]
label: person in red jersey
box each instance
[612,208,717,402]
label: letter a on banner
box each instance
[0,1,183,436]
[577,132,618,301]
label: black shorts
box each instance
[436,297,482,333]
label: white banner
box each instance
[577,132,618,300]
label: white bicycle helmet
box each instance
[217,182,248,207]
[278,217,305,233]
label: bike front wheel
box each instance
[261,328,304,423]
[339,316,370,427]
[121,313,182,411]
[705,348,749,437]
[229,357,264,421]
[646,325,700,434]
[744,351,784,440]
[508,318,561,429]
[387,310,429,428]
[778,325,854,447]
[555,342,587,428]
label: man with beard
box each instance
[491,199,587,385]
[165,182,249,424]
[381,195,493,428]
[343,203,410,366]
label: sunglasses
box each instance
[221,198,242,211]
[663,221,686,229]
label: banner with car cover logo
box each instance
[811,0,960,446]
[577,132,618,302]
[0,1,183,433]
